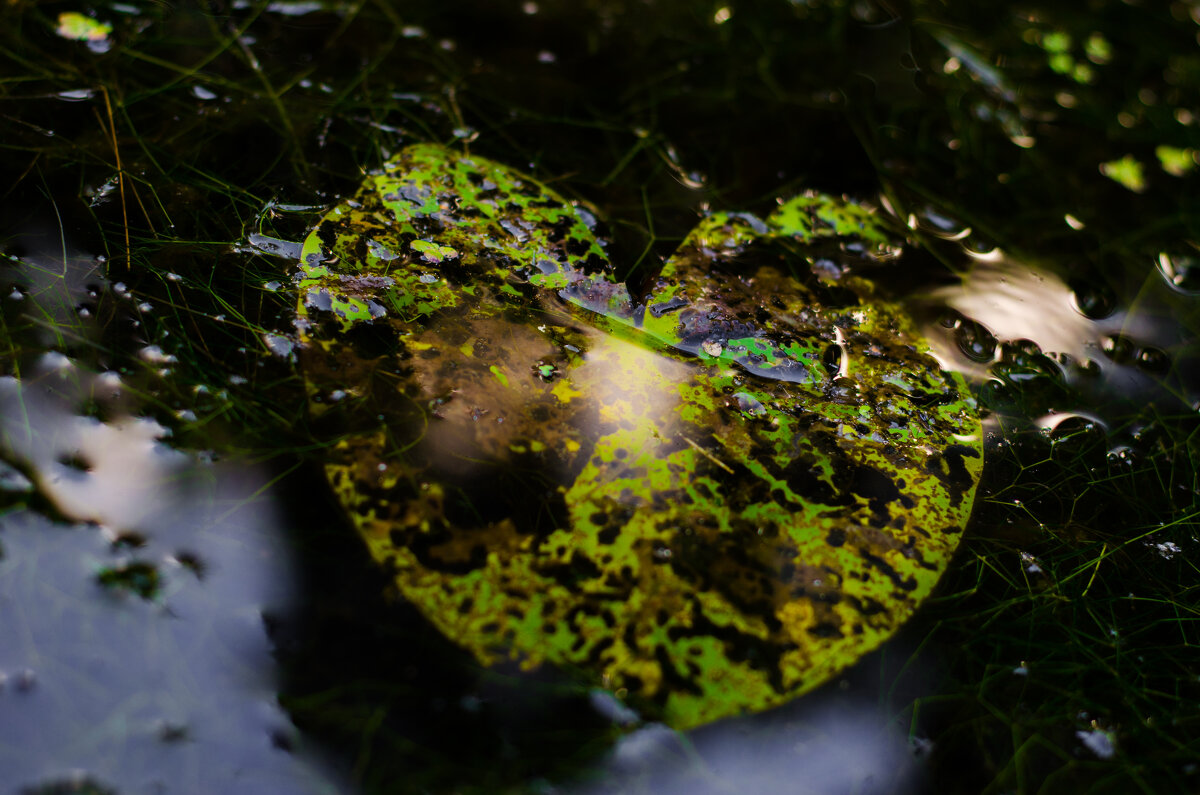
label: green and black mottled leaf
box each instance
[295,144,982,730]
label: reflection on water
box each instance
[573,685,921,795]
[917,246,1196,411]
[0,248,346,794]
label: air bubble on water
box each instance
[660,143,707,189]
[263,280,282,291]
[57,88,95,101]
[1099,334,1136,364]
[1073,357,1102,379]
[1070,282,1115,319]
[1037,410,1109,437]
[191,85,218,101]
[537,51,557,64]
[1156,251,1200,293]
[732,391,766,416]
[1107,445,1135,465]
[954,318,998,363]
[1135,345,1169,373]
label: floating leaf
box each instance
[295,144,982,729]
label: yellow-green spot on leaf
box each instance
[411,239,458,263]
[295,143,982,731]
[1101,155,1147,192]
[1156,146,1196,177]
[56,11,111,43]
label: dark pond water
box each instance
[2,1,1199,793]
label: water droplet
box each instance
[1135,345,1169,374]
[821,344,843,376]
[954,318,998,362]
[1070,280,1115,319]
[1099,334,1136,364]
[1156,251,1200,293]
[732,392,765,416]
[56,88,95,101]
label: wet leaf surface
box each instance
[296,144,982,729]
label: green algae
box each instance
[295,143,981,730]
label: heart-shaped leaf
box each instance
[295,144,981,729]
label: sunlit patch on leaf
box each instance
[296,144,982,730]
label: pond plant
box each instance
[1,1,1199,794]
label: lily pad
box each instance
[294,144,982,729]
